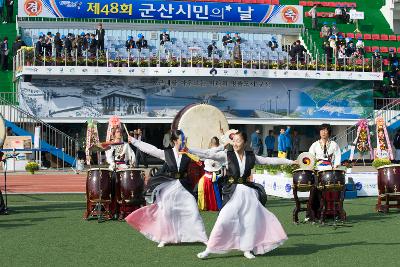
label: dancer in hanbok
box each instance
[189,130,295,259]
[125,130,207,247]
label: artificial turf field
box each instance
[1,194,400,267]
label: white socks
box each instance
[244,251,255,259]
[197,250,209,259]
[157,242,166,248]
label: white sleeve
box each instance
[105,148,114,165]
[309,142,316,154]
[334,142,342,167]
[188,147,227,164]
[130,137,165,161]
[255,155,294,165]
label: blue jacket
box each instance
[265,135,275,150]
[250,132,262,149]
[278,128,290,152]
[285,134,292,149]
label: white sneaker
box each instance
[244,251,255,259]
[157,242,166,248]
[304,217,310,222]
[2,21,6,24]
[197,251,209,259]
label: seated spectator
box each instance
[329,36,337,52]
[331,22,338,36]
[136,33,148,50]
[321,22,331,39]
[268,36,278,51]
[222,32,232,47]
[345,37,353,46]
[336,35,345,47]
[207,41,218,57]
[232,32,241,44]
[126,36,135,50]
[35,36,44,57]
[160,29,170,46]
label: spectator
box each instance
[83,33,90,51]
[291,130,300,160]
[232,32,241,44]
[337,44,346,65]
[250,129,263,156]
[345,42,356,58]
[125,36,135,51]
[372,49,381,60]
[268,36,278,51]
[388,48,398,66]
[54,32,63,57]
[4,0,12,23]
[331,22,338,36]
[233,38,241,60]
[222,32,232,47]
[95,23,105,51]
[324,41,333,66]
[341,5,349,24]
[336,35,345,47]
[12,35,26,56]
[264,130,275,157]
[35,35,43,57]
[89,33,97,54]
[349,6,357,24]
[64,34,73,57]
[278,126,290,158]
[160,29,170,46]
[355,37,364,50]
[0,37,8,70]
[285,129,292,160]
[321,22,331,39]
[334,5,342,24]
[136,33,148,50]
[74,33,84,57]
[44,36,52,56]
[329,36,336,52]
[292,40,306,62]
[308,4,318,30]
[207,41,218,57]
[393,129,400,162]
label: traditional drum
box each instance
[292,168,316,223]
[84,168,113,220]
[292,168,315,192]
[171,103,229,189]
[317,169,346,222]
[116,169,145,219]
[376,164,400,212]
[171,103,229,149]
[317,169,346,191]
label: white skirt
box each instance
[126,179,208,244]
[206,184,288,254]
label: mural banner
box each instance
[18,76,373,120]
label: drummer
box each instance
[309,123,341,171]
[105,127,136,171]
[307,123,341,221]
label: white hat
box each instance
[204,159,222,172]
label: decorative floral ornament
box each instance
[375,117,393,160]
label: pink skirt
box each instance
[125,180,207,244]
[206,184,287,254]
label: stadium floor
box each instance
[1,194,400,266]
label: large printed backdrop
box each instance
[18,76,373,119]
[19,0,303,24]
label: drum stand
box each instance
[319,188,349,229]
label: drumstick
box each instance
[123,123,129,138]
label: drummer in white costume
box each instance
[308,123,341,171]
[105,127,136,170]
[188,130,296,259]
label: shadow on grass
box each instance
[266,241,400,257]
[0,216,66,228]
[6,203,85,215]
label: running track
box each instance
[1,172,86,193]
